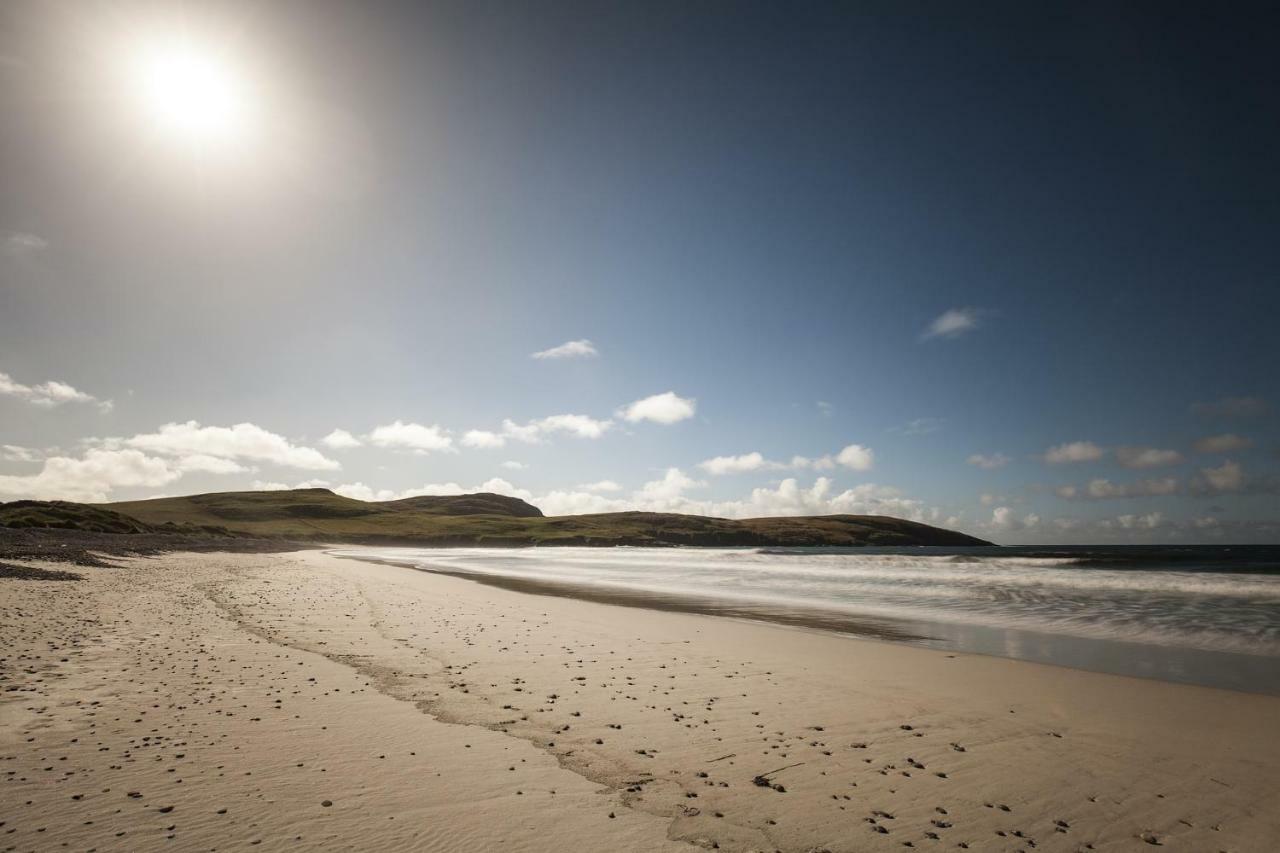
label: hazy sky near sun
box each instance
[1,0,1278,544]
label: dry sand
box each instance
[2,549,1278,852]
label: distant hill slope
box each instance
[0,500,161,535]
[95,488,991,547]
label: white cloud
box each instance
[252,479,332,491]
[531,339,599,360]
[1057,477,1179,500]
[1193,433,1253,454]
[697,444,872,475]
[324,470,942,525]
[1114,446,1183,469]
[967,452,1011,469]
[126,421,340,470]
[577,480,622,493]
[367,420,454,454]
[989,506,1040,531]
[1194,460,1244,494]
[494,414,614,444]
[615,473,924,521]
[620,391,696,425]
[476,477,532,498]
[500,460,527,470]
[698,452,770,475]
[0,423,338,501]
[333,482,454,502]
[321,429,362,449]
[835,443,874,471]
[462,429,507,449]
[1191,396,1267,418]
[332,477,533,504]
[534,489,629,516]
[1044,441,1105,464]
[1,444,39,462]
[634,467,706,509]
[817,401,833,416]
[535,414,612,439]
[1110,511,1166,530]
[3,232,48,256]
[500,419,543,444]
[0,370,110,411]
[0,448,180,502]
[921,307,980,340]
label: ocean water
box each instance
[333,545,1280,694]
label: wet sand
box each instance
[3,549,1278,851]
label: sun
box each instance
[130,35,254,147]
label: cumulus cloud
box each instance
[1044,441,1105,464]
[323,468,944,526]
[535,414,613,439]
[1056,477,1179,500]
[321,429,362,449]
[3,231,48,256]
[367,421,454,454]
[577,480,622,493]
[698,452,771,475]
[1114,446,1183,469]
[835,444,874,471]
[462,429,507,449]
[698,444,872,475]
[0,422,340,501]
[632,468,706,509]
[333,477,532,504]
[0,448,180,502]
[989,506,1040,531]
[920,307,980,340]
[1193,433,1253,454]
[729,479,920,519]
[331,482,397,502]
[967,452,1011,469]
[1191,396,1268,418]
[500,460,527,470]
[1106,511,1166,531]
[531,339,598,360]
[251,479,331,492]
[1190,460,1245,494]
[620,391,696,425]
[486,414,614,446]
[126,421,340,470]
[0,370,111,411]
[1,444,39,462]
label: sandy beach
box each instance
[3,549,1278,852]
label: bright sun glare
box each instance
[131,36,254,147]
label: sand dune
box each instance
[3,549,1278,851]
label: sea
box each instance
[332,545,1280,695]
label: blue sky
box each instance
[1,0,1277,543]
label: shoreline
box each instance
[334,549,1280,696]
[3,548,1278,851]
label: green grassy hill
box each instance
[0,500,162,535]
[91,488,991,547]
